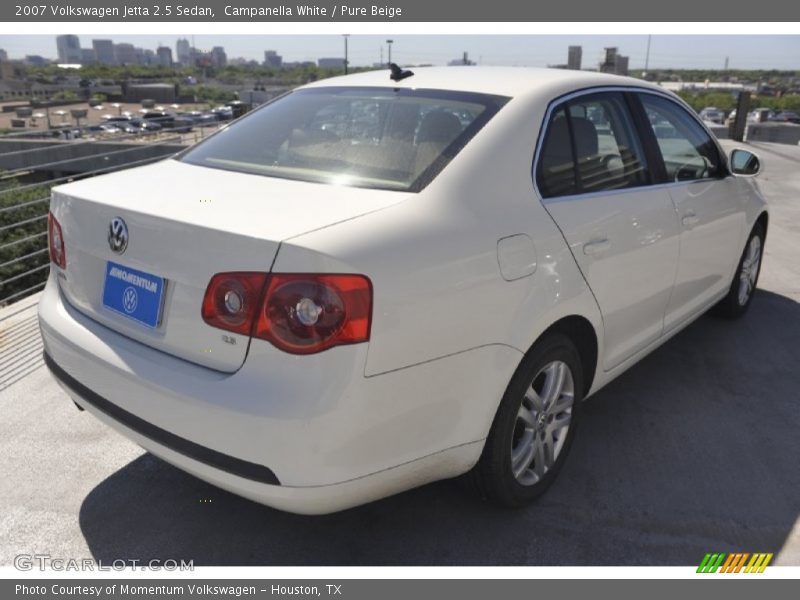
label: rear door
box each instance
[634,93,746,332]
[536,91,681,371]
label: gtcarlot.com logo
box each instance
[14,554,193,571]
[697,552,773,573]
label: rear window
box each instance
[179,86,508,192]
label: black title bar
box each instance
[4,1,800,22]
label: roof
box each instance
[127,83,176,88]
[302,66,663,99]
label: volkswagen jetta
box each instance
[39,67,767,513]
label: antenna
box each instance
[389,63,414,82]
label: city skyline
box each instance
[1,35,799,70]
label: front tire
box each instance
[472,333,584,507]
[716,224,764,318]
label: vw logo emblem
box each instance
[108,217,128,254]
[122,286,138,314]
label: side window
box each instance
[536,107,577,198]
[567,93,649,194]
[639,94,722,182]
[536,92,649,199]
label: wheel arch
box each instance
[530,315,599,399]
[755,210,769,241]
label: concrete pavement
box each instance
[1,140,798,566]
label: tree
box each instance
[51,90,79,102]
[0,180,51,305]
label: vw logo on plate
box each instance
[108,217,129,254]
[122,286,138,314]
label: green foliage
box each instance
[19,62,369,87]
[25,63,187,82]
[675,91,736,111]
[191,85,236,107]
[633,69,800,84]
[777,95,800,112]
[51,90,79,102]
[676,91,800,113]
[0,180,51,305]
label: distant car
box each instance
[115,122,141,134]
[86,123,122,135]
[167,111,195,133]
[768,111,800,124]
[171,116,194,133]
[102,115,139,133]
[225,100,250,118]
[198,112,221,127]
[103,116,132,123]
[52,127,82,140]
[749,108,775,123]
[698,106,725,124]
[40,67,769,514]
[210,106,234,121]
[141,111,176,130]
[129,118,163,132]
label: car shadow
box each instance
[79,289,800,565]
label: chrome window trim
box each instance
[531,85,731,204]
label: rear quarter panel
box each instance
[274,90,604,389]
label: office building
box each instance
[156,46,173,67]
[56,35,82,64]
[568,46,582,70]
[264,50,283,68]
[114,43,137,65]
[80,48,96,64]
[210,46,227,68]
[176,38,191,65]
[599,47,629,76]
[92,39,115,65]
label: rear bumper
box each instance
[44,352,279,485]
[45,350,484,515]
[38,272,521,513]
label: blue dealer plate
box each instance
[102,261,165,329]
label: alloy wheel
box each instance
[511,360,575,486]
[738,235,762,306]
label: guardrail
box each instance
[0,122,224,307]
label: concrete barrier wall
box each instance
[706,123,730,140]
[746,123,800,145]
[0,138,187,175]
[704,122,800,146]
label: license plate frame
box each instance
[101,261,166,329]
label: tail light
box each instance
[202,272,372,355]
[201,272,268,335]
[48,211,66,269]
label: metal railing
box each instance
[0,122,225,307]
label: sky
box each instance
[1,34,799,70]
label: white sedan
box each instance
[39,67,767,514]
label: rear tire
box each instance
[715,224,764,319]
[471,333,583,507]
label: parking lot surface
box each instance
[1,140,798,566]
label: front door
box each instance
[636,93,746,331]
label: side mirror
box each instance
[730,148,761,177]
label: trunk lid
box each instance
[51,159,407,372]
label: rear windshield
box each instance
[179,86,509,192]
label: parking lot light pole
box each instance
[343,34,350,75]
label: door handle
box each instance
[682,211,700,228]
[583,239,611,256]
